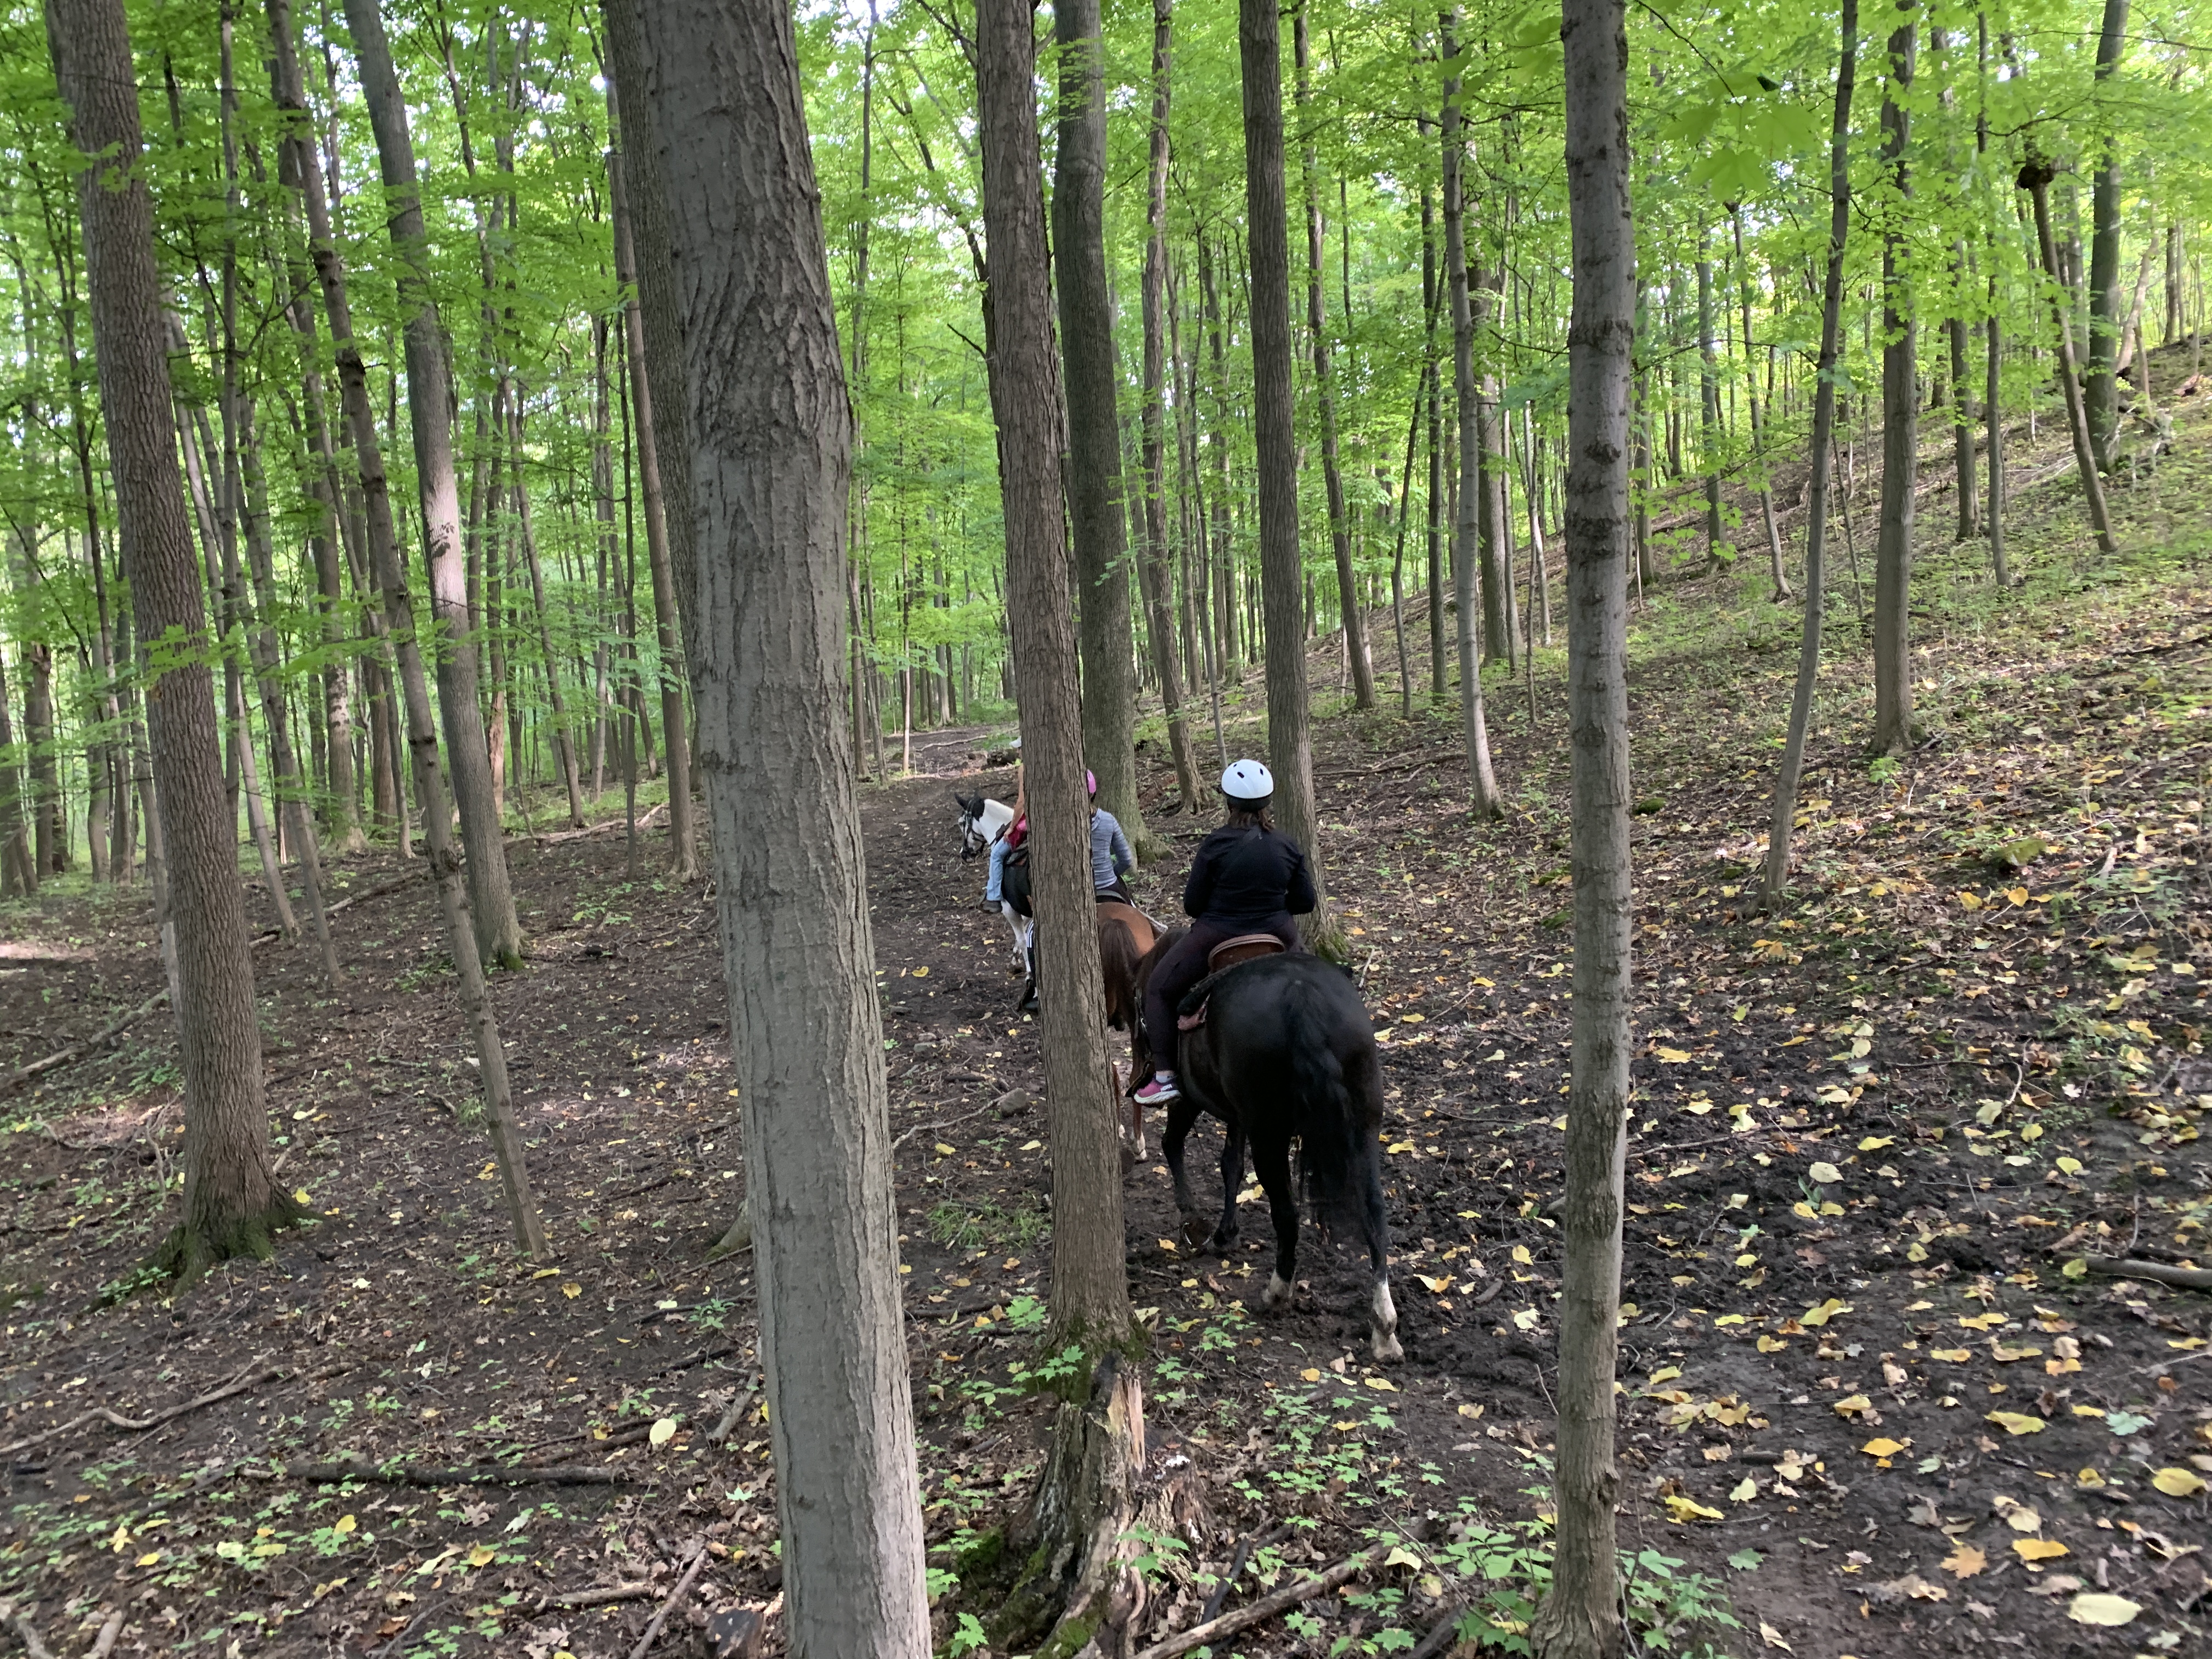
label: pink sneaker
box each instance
[1133,1074,1180,1105]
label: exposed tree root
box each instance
[148,1192,312,1287]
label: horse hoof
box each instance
[1181,1215,1214,1249]
[1203,1230,1238,1256]
[1259,1271,1293,1312]
[1371,1330,1404,1364]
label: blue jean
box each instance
[985,837,1012,902]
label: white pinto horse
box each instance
[952,792,1028,970]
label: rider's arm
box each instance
[1284,840,1318,916]
[1110,819,1134,879]
[1181,837,1220,918]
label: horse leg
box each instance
[1126,1079,1148,1165]
[1204,1120,1245,1255]
[1357,1142,1402,1363]
[1160,1097,1203,1222]
[1248,1137,1299,1314]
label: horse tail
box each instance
[1286,979,1360,1226]
[1099,915,1142,1030]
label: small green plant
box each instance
[945,1611,988,1656]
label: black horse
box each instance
[1131,929,1401,1362]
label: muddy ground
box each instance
[4,394,2210,1659]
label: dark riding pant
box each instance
[1142,913,1302,1068]
[1096,878,1135,905]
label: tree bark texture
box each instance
[1870,10,1917,758]
[1295,6,1374,710]
[1052,0,1152,859]
[47,0,302,1274]
[1241,0,1345,952]
[1730,208,1791,599]
[1763,0,1858,910]
[2083,0,2130,467]
[2020,159,2118,555]
[1440,16,1505,819]
[606,108,699,879]
[975,0,1132,1352]
[1139,0,1204,812]
[1530,4,1633,1654]
[631,1,936,1652]
[343,0,524,969]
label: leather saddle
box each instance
[1175,935,1287,1031]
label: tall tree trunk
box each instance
[1763,0,1859,909]
[1870,8,1918,759]
[1199,238,1239,683]
[47,0,302,1276]
[1,651,37,894]
[1423,179,1447,703]
[1052,0,1153,859]
[2019,156,2119,554]
[1948,246,1979,540]
[1441,13,1505,819]
[1138,0,1204,810]
[2083,0,2130,469]
[1729,210,1790,599]
[1295,5,1374,709]
[1243,0,1348,949]
[972,0,1140,1644]
[1530,1,1634,1651]
[1696,229,1723,561]
[630,0,929,1645]
[1978,13,2008,585]
[266,0,546,1256]
[510,409,586,826]
[605,91,699,881]
[343,0,524,969]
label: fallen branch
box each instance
[278,1461,636,1487]
[1408,1602,1469,1659]
[1132,1547,1377,1659]
[2079,1255,2212,1293]
[250,872,419,946]
[88,1609,125,1659]
[1,1602,57,1659]
[537,800,670,847]
[2,990,170,1095]
[890,1099,1001,1153]
[627,1543,709,1659]
[530,1581,661,1614]
[0,1357,290,1458]
[1627,1132,1763,1161]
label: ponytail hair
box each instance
[1224,801,1275,833]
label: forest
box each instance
[2,0,2209,1653]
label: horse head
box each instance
[952,792,988,857]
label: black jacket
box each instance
[1182,826,1317,926]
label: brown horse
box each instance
[1096,899,1157,1158]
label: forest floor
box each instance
[4,371,2211,1659]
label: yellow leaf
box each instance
[1929,1348,1972,1362]
[1649,1365,1681,1384]
[2004,887,2028,906]
[561,1283,582,1299]
[1941,1544,1986,1578]
[648,1417,679,1448]
[1985,1411,2046,1435]
[2055,1156,2083,1175]
[911,966,929,978]
[334,1515,356,1535]
[134,1552,161,1567]
[1758,1618,1792,1650]
[1661,1494,1724,1523]
[1300,1367,1322,1382]
[1386,1141,1416,1154]
[1860,1437,1908,1458]
[1729,1476,1757,1501]
[465,1544,497,1568]
[1511,1308,1541,1331]
[934,1143,957,1156]
[1833,1395,1872,1417]
[1801,1298,1852,1327]
[1757,1335,1788,1353]
[2013,1538,2068,1561]
[1364,1376,1397,1392]
[532,1267,561,1279]
[1957,1312,2006,1330]
[1511,1245,1533,1265]
[294,1188,313,1206]
[2151,1466,2208,1498]
[1808,1162,1843,1186]
[1400,1012,1425,1024]
[2002,1504,2042,1533]
[1857,1136,1895,1152]
[1416,1274,1450,1293]
[2066,1593,2142,1627]
[1457,1403,1485,1419]
[1656,1047,1692,1063]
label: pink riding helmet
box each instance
[1086,770,1097,796]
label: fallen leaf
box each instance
[1656,1047,1692,1063]
[1985,1411,2046,1435]
[1858,1136,1895,1152]
[2002,1505,2042,1533]
[648,1417,679,1448]
[1958,1312,2006,1330]
[1363,1376,1397,1392]
[1801,1297,1853,1327]
[1511,1244,1533,1265]
[1808,1161,1843,1185]
[1662,1494,1724,1523]
[1941,1544,1986,1578]
[1861,1437,1908,1458]
[1929,1348,1973,1363]
[1729,1476,1757,1501]
[2151,1466,2207,1497]
[1757,1334,1788,1353]
[334,1515,356,1535]
[1300,1367,1322,1382]
[2065,1593,2142,1627]
[1415,1274,1450,1293]
[1833,1394,1874,1417]
[1758,1619,1792,1650]
[561,1283,582,1299]
[1457,1402,1483,1419]
[464,1544,497,1568]
[2013,1539,2069,1561]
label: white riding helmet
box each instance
[1221,759,1274,802]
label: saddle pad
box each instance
[1206,932,1287,972]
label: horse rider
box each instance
[1132,759,1313,1106]
[983,761,1135,907]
